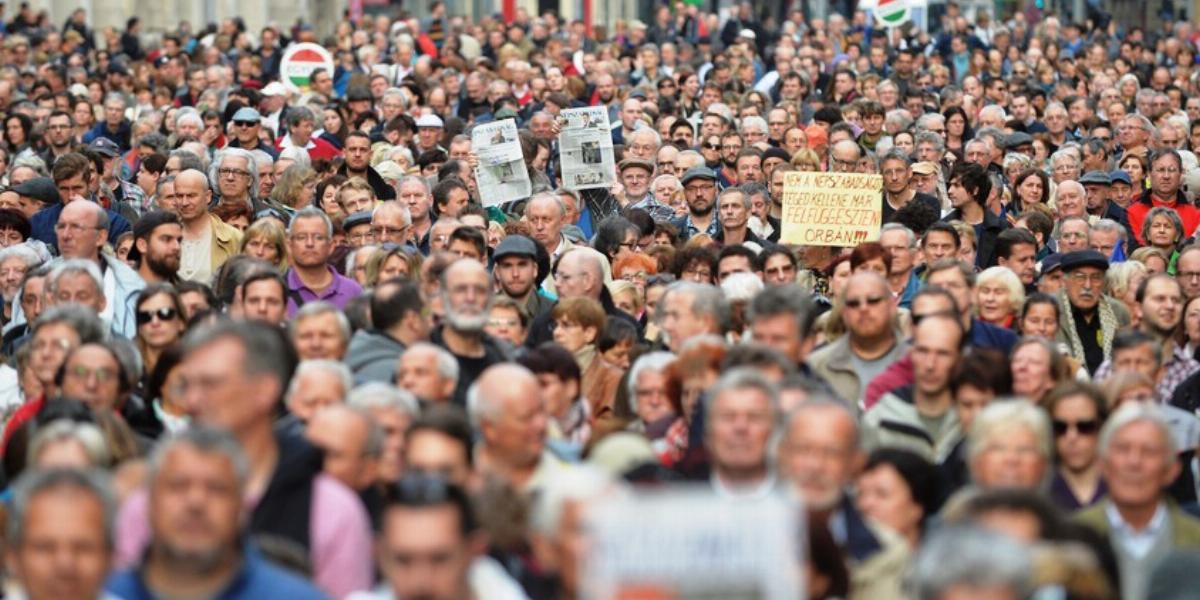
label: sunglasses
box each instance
[137,307,178,325]
[845,295,887,309]
[233,121,258,127]
[702,143,720,150]
[1052,419,1100,437]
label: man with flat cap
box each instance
[671,166,720,242]
[8,177,61,220]
[621,157,673,222]
[493,234,553,320]
[1080,170,1131,240]
[1056,249,1131,375]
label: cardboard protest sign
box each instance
[780,171,883,246]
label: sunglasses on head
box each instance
[137,307,178,325]
[1052,419,1100,437]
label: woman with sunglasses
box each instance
[133,283,186,390]
[1045,382,1108,511]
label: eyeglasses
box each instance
[845,295,887,309]
[219,168,250,178]
[1052,419,1100,437]
[372,225,410,238]
[1179,271,1200,281]
[233,121,258,128]
[54,222,100,234]
[66,364,117,383]
[137,307,178,325]
[1067,272,1105,285]
[290,233,330,244]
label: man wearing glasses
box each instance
[284,207,362,317]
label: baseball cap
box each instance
[680,166,718,186]
[1109,170,1132,186]
[232,107,262,123]
[88,138,121,158]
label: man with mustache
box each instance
[1056,249,1130,375]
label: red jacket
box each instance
[1127,189,1200,246]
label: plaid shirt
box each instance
[628,194,678,223]
[1093,344,1200,401]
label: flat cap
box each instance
[680,166,718,186]
[1079,170,1111,186]
[618,156,655,174]
[11,177,61,205]
[1060,249,1109,272]
[493,235,539,261]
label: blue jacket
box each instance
[30,201,132,250]
[970,318,1018,355]
[105,545,328,600]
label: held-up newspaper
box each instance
[471,118,531,206]
[558,106,615,191]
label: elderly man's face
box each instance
[1102,419,1179,512]
[293,312,348,361]
[1064,266,1105,311]
[778,406,857,511]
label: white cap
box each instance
[261,81,288,97]
[739,28,757,40]
[416,114,444,128]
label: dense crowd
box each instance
[2,1,1200,599]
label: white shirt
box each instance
[1105,500,1168,559]
[179,221,213,284]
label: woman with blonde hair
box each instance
[790,148,821,171]
[1105,261,1148,326]
[269,165,318,210]
[975,266,1024,329]
[240,219,288,270]
[365,245,422,285]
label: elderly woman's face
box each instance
[1012,343,1053,400]
[975,281,1014,324]
[973,424,1047,489]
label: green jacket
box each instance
[1075,499,1200,547]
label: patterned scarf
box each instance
[1057,291,1119,364]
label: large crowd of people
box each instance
[1,1,1200,599]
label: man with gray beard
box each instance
[430,258,513,407]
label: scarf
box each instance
[1057,291,1119,364]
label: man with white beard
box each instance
[430,259,513,407]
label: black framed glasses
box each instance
[137,307,178,325]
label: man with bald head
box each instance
[174,168,242,284]
[808,272,908,408]
[525,247,640,346]
[469,363,564,495]
[432,258,513,406]
[829,140,862,173]
[525,193,572,288]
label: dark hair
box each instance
[949,348,1012,396]
[756,246,796,271]
[949,162,991,206]
[717,244,758,273]
[180,319,297,401]
[405,404,474,469]
[960,488,1064,540]
[176,280,218,312]
[0,208,31,239]
[1012,168,1050,212]
[431,177,468,213]
[1020,292,1059,332]
[994,228,1037,261]
[383,473,478,538]
[922,222,961,249]
[448,225,486,258]
[592,216,639,261]
[1018,211,1053,247]
[371,279,423,332]
[597,318,639,353]
[519,342,582,384]
[862,447,945,528]
[670,245,717,280]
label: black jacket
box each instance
[337,164,397,201]
[943,206,1010,268]
[525,286,640,348]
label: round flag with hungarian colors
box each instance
[874,0,911,27]
[280,43,335,94]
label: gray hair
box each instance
[703,368,780,433]
[911,526,1033,600]
[0,244,42,269]
[1141,206,1184,244]
[285,106,316,128]
[291,301,351,345]
[660,281,731,335]
[914,112,945,134]
[1050,148,1081,168]
[174,109,203,131]
[403,342,460,385]
[289,206,334,238]
[347,381,420,418]
[27,420,111,469]
[967,399,1052,466]
[977,104,1007,123]
[8,154,47,178]
[914,130,945,153]
[1090,217,1127,242]
[345,244,378,274]
[626,351,676,413]
[717,185,750,210]
[739,115,767,135]
[397,175,431,198]
[147,426,250,490]
[880,222,917,248]
[169,149,206,173]
[32,304,107,344]
[278,146,311,169]
[210,148,260,199]
[8,468,116,550]
[286,359,354,405]
[47,259,103,298]
[884,109,913,132]
[1098,403,1178,459]
[721,271,764,302]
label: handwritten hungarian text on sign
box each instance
[780,171,883,247]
